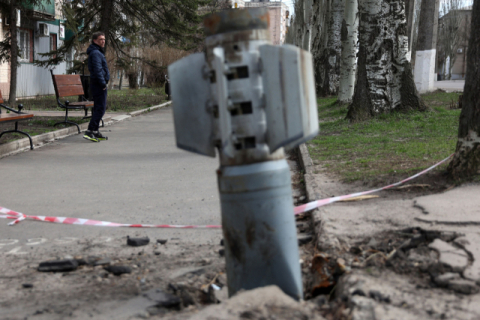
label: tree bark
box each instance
[99,0,114,51]
[127,70,139,89]
[8,0,18,105]
[347,0,426,121]
[317,0,345,96]
[404,0,416,60]
[118,70,123,90]
[311,0,330,94]
[292,0,306,48]
[414,0,439,92]
[302,0,314,51]
[447,0,480,178]
[338,0,358,103]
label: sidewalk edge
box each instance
[128,101,172,117]
[296,144,342,253]
[0,101,171,159]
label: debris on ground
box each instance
[310,253,338,296]
[104,265,132,276]
[160,286,326,320]
[298,233,314,245]
[37,259,79,272]
[127,236,150,247]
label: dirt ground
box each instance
[2,141,479,319]
[0,152,320,320]
[307,157,480,320]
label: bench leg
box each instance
[54,107,81,134]
[0,124,34,150]
[54,121,81,134]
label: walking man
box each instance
[84,31,110,142]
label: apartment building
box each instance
[436,7,472,80]
[233,0,289,45]
[0,0,70,98]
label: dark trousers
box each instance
[88,84,107,131]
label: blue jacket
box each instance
[87,43,110,88]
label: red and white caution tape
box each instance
[294,154,454,215]
[0,154,453,228]
[0,207,221,229]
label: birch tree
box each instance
[316,0,345,96]
[302,0,314,51]
[346,0,426,121]
[338,0,358,103]
[447,0,480,178]
[291,0,306,48]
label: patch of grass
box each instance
[308,91,462,183]
[18,88,166,113]
[421,90,462,107]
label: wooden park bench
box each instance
[50,70,103,133]
[0,90,34,150]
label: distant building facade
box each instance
[233,0,289,45]
[436,8,472,80]
[0,0,71,99]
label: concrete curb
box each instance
[128,101,172,117]
[0,101,172,159]
[296,144,341,253]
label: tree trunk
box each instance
[404,0,416,60]
[447,0,480,178]
[140,65,145,87]
[119,70,123,90]
[99,0,114,51]
[338,0,358,103]
[311,0,330,94]
[8,0,18,105]
[346,0,426,121]
[317,0,345,96]
[127,71,138,89]
[302,0,314,51]
[414,0,439,93]
[292,0,306,48]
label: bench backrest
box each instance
[51,74,85,98]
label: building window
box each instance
[19,29,33,62]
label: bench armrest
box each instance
[0,103,25,114]
[56,98,66,109]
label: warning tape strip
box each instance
[0,206,221,229]
[0,154,453,228]
[293,154,454,215]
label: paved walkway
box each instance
[434,79,465,92]
[0,106,222,251]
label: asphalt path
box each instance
[0,106,222,253]
[434,79,465,92]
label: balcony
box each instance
[24,0,55,21]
